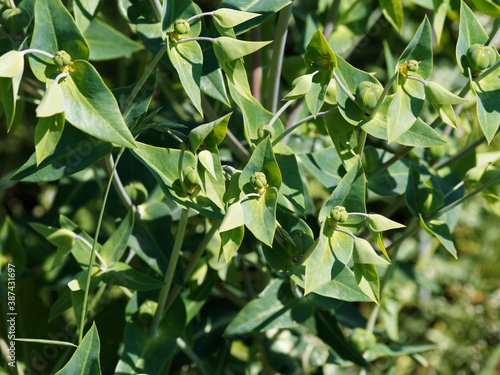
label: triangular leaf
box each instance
[213,8,261,28]
[36,83,65,117]
[34,113,65,165]
[0,51,24,78]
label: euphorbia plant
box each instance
[1,0,500,373]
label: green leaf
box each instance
[380,0,403,34]
[364,343,436,362]
[397,17,432,80]
[213,8,261,28]
[73,0,101,32]
[101,262,165,290]
[221,225,244,263]
[198,149,217,179]
[366,149,409,196]
[196,146,226,209]
[241,187,278,246]
[55,323,101,375]
[353,263,380,304]
[353,238,390,265]
[29,0,89,82]
[404,163,421,217]
[368,214,405,232]
[162,0,200,38]
[59,61,137,149]
[188,113,231,151]
[275,146,306,216]
[283,74,313,100]
[213,37,271,62]
[224,59,253,100]
[225,279,315,335]
[11,125,112,182]
[305,67,333,117]
[0,217,26,272]
[84,19,143,61]
[304,29,337,70]
[419,215,457,258]
[0,72,22,131]
[0,51,24,78]
[304,229,354,295]
[424,81,468,106]
[470,0,500,17]
[298,147,342,190]
[100,209,134,267]
[471,71,500,143]
[115,298,186,375]
[456,1,489,76]
[433,0,449,45]
[36,83,65,117]
[201,47,231,106]
[220,203,245,232]
[318,159,366,233]
[34,113,65,166]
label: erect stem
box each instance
[266,3,292,113]
[73,235,108,270]
[267,99,294,129]
[368,74,397,119]
[148,208,190,337]
[78,149,125,344]
[272,110,330,146]
[186,11,214,24]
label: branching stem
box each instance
[21,49,54,59]
[176,37,215,44]
[186,12,214,23]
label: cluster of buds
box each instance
[182,166,200,195]
[355,81,383,114]
[329,205,348,227]
[53,50,74,73]
[250,171,268,195]
[170,19,190,42]
[399,59,420,78]
[467,44,496,77]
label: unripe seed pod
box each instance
[285,231,314,258]
[182,166,199,195]
[407,60,419,71]
[258,125,275,141]
[1,8,27,34]
[174,19,190,35]
[54,50,72,67]
[355,81,383,112]
[417,188,444,214]
[350,328,376,353]
[330,205,348,223]
[467,44,495,72]
[250,172,268,194]
[124,181,149,205]
[362,146,379,174]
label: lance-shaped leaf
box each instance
[213,8,261,28]
[188,113,231,151]
[471,70,500,143]
[353,263,380,304]
[306,67,333,117]
[100,209,134,267]
[241,187,278,246]
[0,71,22,132]
[220,203,244,232]
[275,144,306,215]
[419,215,457,258]
[224,59,253,100]
[367,214,405,261]
[456,1,490,76]
[220,225,244,263]
[101,262,165,290]
[213,37,271,62]
[433,0,449,45]
[55,323,101,375]
[470,0,500,18]
[353,238,390,265]
[0,51,24,78]
[380,0,403,34]
[283,74,313,100]
[318,159,366,233]
[196,146,226,209]
[29,0,89,82]
[34,112,65,166]
[424,81,468,128]
[36,83,65,117]
[59,61,137,149]
[74,0,101,32]
[304,29,337,70]
[30,222,76,248]
[397,17,432,80]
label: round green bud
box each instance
[330,205,348,223]
[350,328,376,353]
[258,125,275,141]
[417,188,444,214]
[182,166,199,195]
[361,146,379,174]
[467,44,495,72]
[124,181,148,205]
[250,172,268,193]
[174,19,190,35]
[138,300,157,326]
[285,231,314,258]
[355,81,383,112]
[1,8,27,34]
[46,228,76,248]
[407,60,419,72]
[53,50,72,67]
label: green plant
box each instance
[1,0,500,374]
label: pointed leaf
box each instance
[283,74,313,100]
[353,263,380,304]
[73,0,101,32]
[471,71,500,143]
[275,145,306,215]
[433,0,449,45]
[220,203,245,232]
[213,37,271,62]
[419,215,457,258]
[55,323,101,375]
[59,61,137,149]
[188,113,231,151]
[0,72,22,131]
[397,17,432,80]
[0,51,24,78]
[101,262,165,290]
[213,8,261,28]
[304,30,337,70]
[29,0,89,82]
[241,187,278,246]
[100,209,134,267]
[353,238,390,265]
[34,113,65,165]
[380,0,403,34]
[36,83,65,117]
[196,146,226,209]
[424,81,468,105]
[224,58,253,100]
[368,214,405,232]
[305,67,334,117]
[221,225,244,263]
[198,149,217,179]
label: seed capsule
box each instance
[330,205,348,223]
[124,181,149,205]
[250,172,268,194]
[350,328,376,353]
[54,50,72,67]
[182,166,199,195]
[174,19,190,35]
[467,44,496,72]
[355,81,383,112]
[1,8,27,34]
[407,60,419,72]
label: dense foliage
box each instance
[1,0,500,374]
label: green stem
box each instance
[368,74,397,119]
[405,75,426,85]
[332,69,356,102]
[148,0,161,20]
[176,337,211,375]
[8,0,16,8]
[268,99,294,128]
[334,227,357,240]
[266,3,292,113]
[434,137,487,170]
[272,110,331,146]
[176,37,215,44]
[105,153,133,209]
[186,12,214,24]
[78,149,125,344]
[148,208,190,338]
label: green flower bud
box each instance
[182,166,199,195]
[250,172,268,194]
[54,50,72,67]
[258,125,275,141]
[1,8,27,34]
[361,146,379,174]
[355,81,383,112]
[417,188,444,215]
[330,205,348,223]
[285,231,314,258]
[174,19,190,35]
[467,44,496,72]
[407,60,419,72]
[124,181,149,205]
[138,300,157,326]
[46,228,76,248]
[350,328,376,353]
